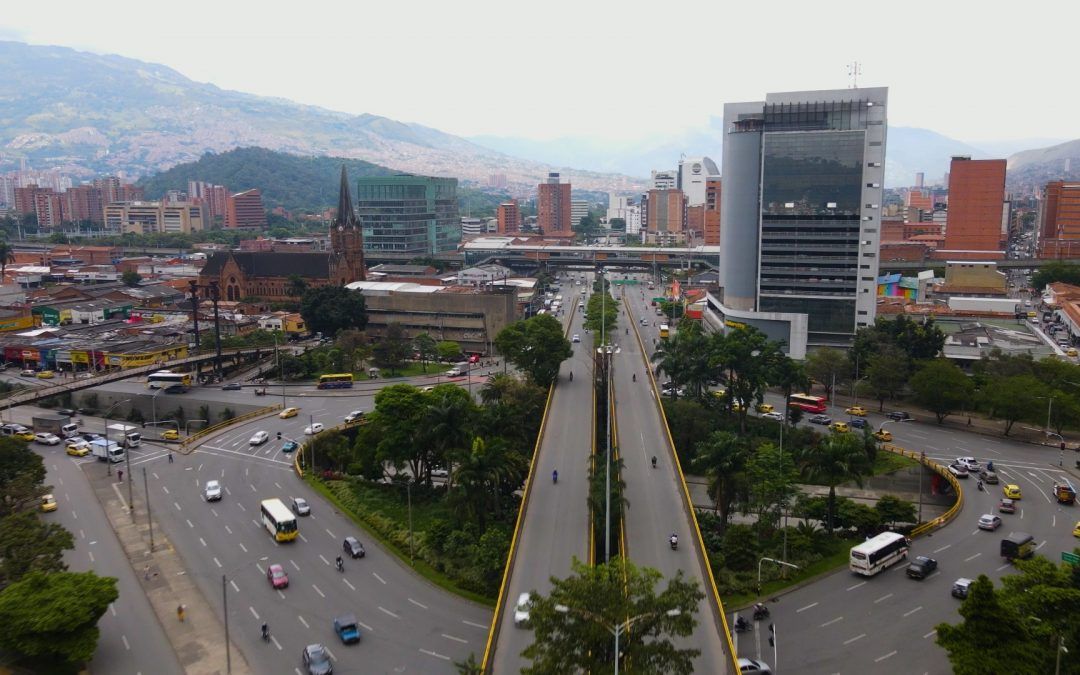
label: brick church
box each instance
[198,167,366,301]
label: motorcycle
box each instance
[335,557,344,572]
[734,616,752,633]
[261,623,270,642]
[552,470,558,484]
[753,603,770,621]
[669,535,678,551]
[977,480,985,492]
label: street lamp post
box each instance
[553,604,681,675]
[221,556,268,673]
[274,332,286,409]
[877,418,916,518]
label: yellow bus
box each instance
[659,324,670,339]
[317,373,354,389]
[147,371,192,389]
[260,498,298,542]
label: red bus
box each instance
[788,393,827,414]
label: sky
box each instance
[3,0,1078,145]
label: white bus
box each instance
[260,498,298,542]
[147,370,192,389]
[849,532,909,576]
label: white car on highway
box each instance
[249,430,269,445]
[204,480,222,502]
[304,422,325,435]
[344,410,364,423]
[34,432,61,445]
[513,592,532,627]
[956,456,981,471]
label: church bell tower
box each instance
[330,165,366,284]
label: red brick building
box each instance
[940,156,1007,258]
[537,173,572,235]
[497,199,522,234]
[224,189,267,229]
[1039,181,1080,257]
[703,177,721,245]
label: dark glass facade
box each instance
[356,177,460,255]
[758,129,866,339]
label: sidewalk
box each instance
[85,457,253,675]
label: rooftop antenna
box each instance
[847,61,862,89]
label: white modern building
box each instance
[677,156,719,207]
[650,170,677,190]
[571,200,589,228]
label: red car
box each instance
[267,563,289,589]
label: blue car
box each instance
[849,418,868,429]
[334,614,361,644]
[282,440,299,453]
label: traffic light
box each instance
[276,432,282,440]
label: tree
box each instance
[0,437,48,517]
[120,270,142,287]
[864,347,908,411]
[609,217,626,231]
[364,384,427,480]
[286,274,308,298]
[372,323,409,374]
[0,570,118,663]
[0,239,13,282]
[911,358,974,423]
[985,374,1042,435]
[452,437,527,531]
[874,494,917,527]
[936,575,1045,674]
[651,322,712,400]
[521,557,703,675]
[299,286,368,337]
[769,355,809,415]
[494,314,573,388]
[1032,260,1080,291]
[805,348,847,400]
[413,333,438,372]
[692,431,750,528]
[437,340,463,362]
[713,326,784,432]
[797,433,870,533]
[743,441,798,531]
[583,290,619,338]
[0,512,74,589]
[421,385,475,485]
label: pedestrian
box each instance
[168,451,174,463]
[117,469,123,482]
[177,605,185,622]
[143,564,151,581]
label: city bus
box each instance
[849,532,909,576]
[659,324,670,339]
[317,373,354,390]
[147,371,192,389]
[260,498,298,542]
[788,393,828,414]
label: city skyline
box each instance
[1,0,1077,146]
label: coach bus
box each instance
[317,373,354,390]
[260,498,298,542]
[850,532,909,576]
[788,393,828,414]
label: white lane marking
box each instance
[875,651,898,662]
[325,528,335,539]
[846,581,866,591]
[79,528,85,539]
[290,560,300,571]
[230,580,239,593]
[199,537,207,547]
[250,484,257,493]
[319,554,330,566]
[343,578,355,591]
[271,635,282,650]
[378,606,400,619]
[964,552,982,562]
[275,482,283,490]
[89,551,95,563]
[210,508,218,517]
[213,557,221,568]
[442,633,468,644]
[239,542,248,553]
[933,544,951,553]
[844,633,866,645]
[237,503,245,512]
[796,602,818,613]
[874,593,893,604]
[903,606,923,617]
[325,646,337,661]
[420,649,450,661]
[110,604,117,616]
[298,615,309,629]
[121,635,130,650]
[186,519,194,528]
[298,533,307,543]
[409,598,429,610]
[462,619,488,630]
[820,617,843,627]
[373,572,387,585]
[162,486,169,494]
[312,584,325,598]
[924,630,937,639]
[224,525,232,535]
[249,606,261,620]
[1037,540,1047,550]
[174,502,181,511]
[357,620,373,632]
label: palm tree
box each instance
[423,393,473,486]
[692,431,750,529]
[0,239,13,282]
[479,373,516,406]
[797,433,870,534]
[453,437,527,531]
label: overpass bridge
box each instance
[463,238,721,273]
[880,257,1078,273]
[0,346,274,414]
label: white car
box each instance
[204,480,222,501]
[513,592,532,627]
[344,410,364,423]
[956,457,981,471]
[34,432,61,445]
[761,411,785,422]
[978,514,1002,531]
[249,430,269,446]
[572,334,581,343]
[304,422,325,435]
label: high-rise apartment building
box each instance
[720,87,888,345]
[703,177,722,245]
[646,189,685,242]
[225,189,267,229]
[650,170,677,190]
[537,172,572,234]
[34,190,64,229]
[940,156,1007,257]
[1038,181,1080,257]
[571,200,589,228]
[104,201,205,234]
[677,157,719,207]
[356,174,460,254]
[497,199,522,234]
[63,185,104,224]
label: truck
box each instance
[107,423,141,448]
[90,438,125,463]
[32,414,79,439]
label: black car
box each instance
[56,408,77,417]
[80,432,103,442]
[808,414,832,425]
[222,382,242,391]
[886,411,912,421]
[343,536,365,558]
[906,555,937,580]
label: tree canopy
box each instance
[494,314,573,388]
[299,285,368,338]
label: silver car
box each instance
[204,480,222,501]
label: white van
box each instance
[60,423,79,439]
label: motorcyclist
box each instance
[977,479,984,491]
[335,555,344,571]
[552,469,558,484]
[261,622,269,640]
[633,373,636,382]
[987,461,994,472]
[753,603,769,619]
[651,455,657,468]
[735,616,751,632]
[569,371,574,381]
[669,532,678,548]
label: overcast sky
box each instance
[3,0,1077,145]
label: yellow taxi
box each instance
[873,429,893,442]
[1074,521,1080,538]
[40,494,57,512]
[1003,484,1022,500]
[36,370,56,379]
[845,405,867,417]
[731,401,743,412]
[756,403,774,414]
[279,407,300,419]
[829,421,850,433]
[13,429,34,441]
[66,443,90,457]
[1068,348,1079,358]
[161,429,179,440]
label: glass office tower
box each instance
[356,175,460,255]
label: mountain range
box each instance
[1,40,1078,193]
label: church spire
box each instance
[335,165,358,228]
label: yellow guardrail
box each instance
[626,291,740,672]
[180,403,283,453]
[880,443,964,538]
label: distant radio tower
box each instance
[847,61,862,89]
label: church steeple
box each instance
[330,165,365,283]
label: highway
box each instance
[733,404,1080,673]
[618,284,731,671]
[490,277,593,673]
